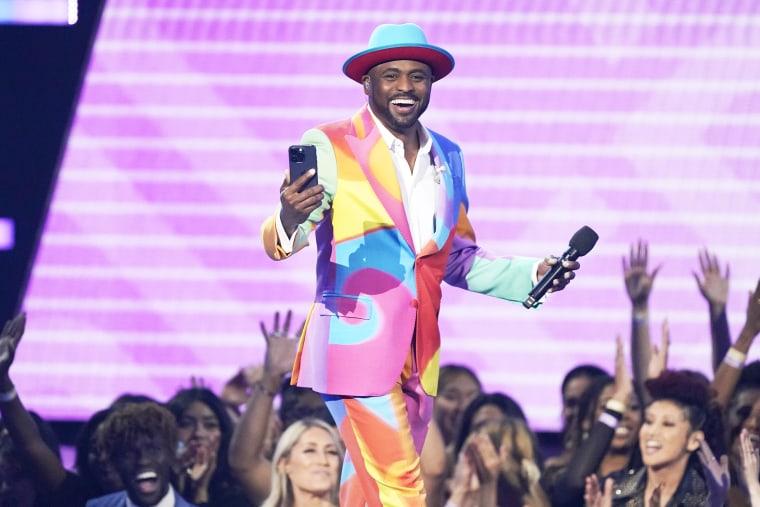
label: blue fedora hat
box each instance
[343,23,455,83]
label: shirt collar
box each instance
[367,105,432,157]
[126,484,176,507]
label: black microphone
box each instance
[522,226,599,309]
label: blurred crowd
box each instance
[1,241,760,507]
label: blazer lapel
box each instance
[418,133,456,257]
[344,106,415,251]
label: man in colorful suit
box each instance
[261,23,580,506]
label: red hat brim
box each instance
[343,44,455,83]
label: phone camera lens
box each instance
[289,148,305,163]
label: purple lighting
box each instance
[0,219,13,250]
[19,0,760,428]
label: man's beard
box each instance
[371,94,428,133]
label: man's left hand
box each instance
[537,256,580,293]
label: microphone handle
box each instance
[522,246,579,308]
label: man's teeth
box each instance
[136,471,158,481]
[614,427,630,436]
[391,99,415,105]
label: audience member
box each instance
[545,338,641,506]
[739,428,760,506]
[448,393,547,506]
[167,387,249,506]
[229,311,300,504]
[693,248,732,370]
[0,411,60,507]
[260,418,342,507]
[713,279,760,408]
[434,365,483,448]
[559,364,609,439]
[87,402,195,507]
[585,370,727,507]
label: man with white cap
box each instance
[260,23,580,506]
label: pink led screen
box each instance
[19,0,760,429]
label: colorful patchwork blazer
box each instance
[261,105,537,397]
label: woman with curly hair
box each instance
[585,370,727,507]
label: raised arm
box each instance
[622,240,660,400]
[713,279,760,408]
[693,248,731,371]
[228,310,298,504]
[550,337,632,505]
[0,313,67,491]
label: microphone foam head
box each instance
[569,226,599,257]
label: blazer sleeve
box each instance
[260,128,337,260]
[443,151,538,303]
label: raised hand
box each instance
[260,310,300,378]
[742,279,760,339]
[697,439,730,507]
[279,170,324,237]
[0,313,26,381]
[622,240,660,308]
[584,474,612,507]
[693,249,729,310]
[466,432,502,485]
[647,320,670,380]
[448,447,480,507]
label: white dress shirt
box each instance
[367,106,438,253]
[126,485,175,507]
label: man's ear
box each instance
[687,430,705,452]
[362,77,370,95]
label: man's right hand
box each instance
[279,169,324,237]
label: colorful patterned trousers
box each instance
[322,351,433,506]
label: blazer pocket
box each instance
[319,293,373,320]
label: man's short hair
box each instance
[98,402,177,462]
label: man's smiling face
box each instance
[113,433,174,507]
[364,60,432,136]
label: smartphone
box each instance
[288,145,318,190]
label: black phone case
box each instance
[288,145,318,190]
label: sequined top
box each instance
[609,464,711,506]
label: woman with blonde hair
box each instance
[261,417,342,507]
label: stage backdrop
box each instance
[18,0,760,430]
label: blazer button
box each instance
[410,299,419,308]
